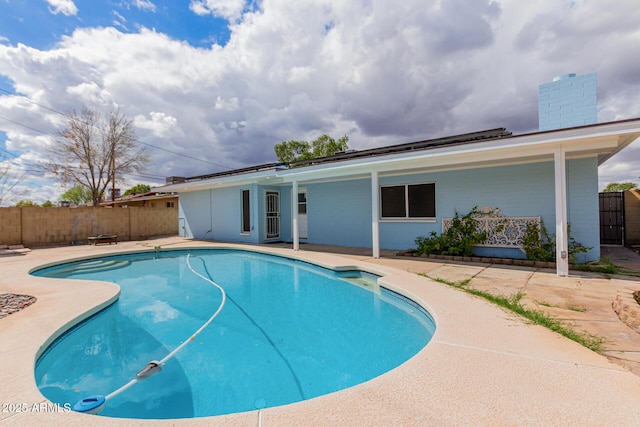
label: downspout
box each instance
[554,149,569,276]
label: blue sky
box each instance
[0,1,232,50]
[1,0,640,205]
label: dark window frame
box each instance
[380,183,436,219]
[241,189,251,233]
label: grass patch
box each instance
[426,275,604,352]
[572,256,617,273]
[565,305,586,313]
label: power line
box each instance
[0,88,64,116]
[137,140,232,168]
[0,146,45,168]
[0,87,235,170]
[0,114,49,134]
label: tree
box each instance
[60,184,93,205]
[14,200,39,207]
[46,108,150,206]
[602,182,637,192]
[41,200,55,207]
[274,134,349,166]
[0,162,26,207]
[124,183,151,196]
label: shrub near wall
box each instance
[0,206,178,247]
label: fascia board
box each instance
[156,170,278,193]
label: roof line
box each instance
[286,128,512,168]
[166,118,640,185]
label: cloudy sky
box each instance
[1,0,639,205]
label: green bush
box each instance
[522,221,555,262]
[415,207,488,257]
[522,220,591,263]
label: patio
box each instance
[1,237,639,425]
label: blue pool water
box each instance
[33,249,435,419]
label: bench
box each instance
[442,207,540,251]
[87,234,119,245]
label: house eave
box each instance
[277,120,640,183]
[155,169,283,193]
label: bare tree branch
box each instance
[44,108,150,206]
[0,161,26,206]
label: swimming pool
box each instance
[33,249,435,419]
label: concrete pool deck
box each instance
[1,237,639,426]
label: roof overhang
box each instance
[156,118,640,192]
[157,168,286,192]
[276,119,640,183]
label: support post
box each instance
[371,171,380,259]
[554,150,569,276]
[292,180,299,251]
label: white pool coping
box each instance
[1,239,639,426]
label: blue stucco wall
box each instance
[179,157,600,262]
[387,160,597,261]
[377,163,557,256]
[304,179,373,247]
[567,157,600,263]
[299,159,599,261]
[179,190,212,240]
[179,185,261,244]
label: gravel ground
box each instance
[0,293,37,319]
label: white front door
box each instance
[297,189,308,239]
[265,191,280,239]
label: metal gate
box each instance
[599,192,624,245]
[265,191,280,239]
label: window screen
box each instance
[408,183,435,217]
[381,183,435,219]
[381,186,406,217]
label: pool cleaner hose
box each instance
[73,254,226,415]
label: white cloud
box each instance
[133,0,156,12]
[134,111,183,138]
[189,0,247,21]
[112,10,128,30]
[66,81,113,106]
[1,0,640,201]
[46,0,78,16]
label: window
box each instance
[297,192,307,214]
[380,183,435,219]
[241,189,251,233]
[166,201,174,208]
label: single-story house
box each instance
[156,118,640,276]
[101,191,178,208]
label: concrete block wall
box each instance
[0,206,178,247]
[0,208,21,244]
[539,73,597,131]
